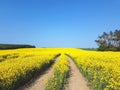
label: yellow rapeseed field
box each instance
[0,48,59,90]
[0,48,120,90]
[67,49,120,90]
[46,54,69,90]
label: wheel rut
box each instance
[18,56,59,90]
[18,55,91,90]
[65,56,91,90]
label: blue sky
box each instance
[0,0,120,48]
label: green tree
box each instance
[95,30,120,51]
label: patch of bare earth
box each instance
[65,56,91,90]
[18,57,59,90]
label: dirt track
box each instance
[18,57,59,90]
[65,56,91,90]
[18,56,91,90]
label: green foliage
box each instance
[81,48,97,51]
[95,30,120,51]
[0,44,35,50]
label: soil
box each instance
[18,56,91,90]
[65,56,91,90]
[18,57,59,90]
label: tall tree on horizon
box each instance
[95,29,120,51]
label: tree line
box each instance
[0,44,35,50]
[95,29,120,51]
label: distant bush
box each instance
[0,44,35,50]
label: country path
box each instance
[65,56,91,90]
[18,56,60,90]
